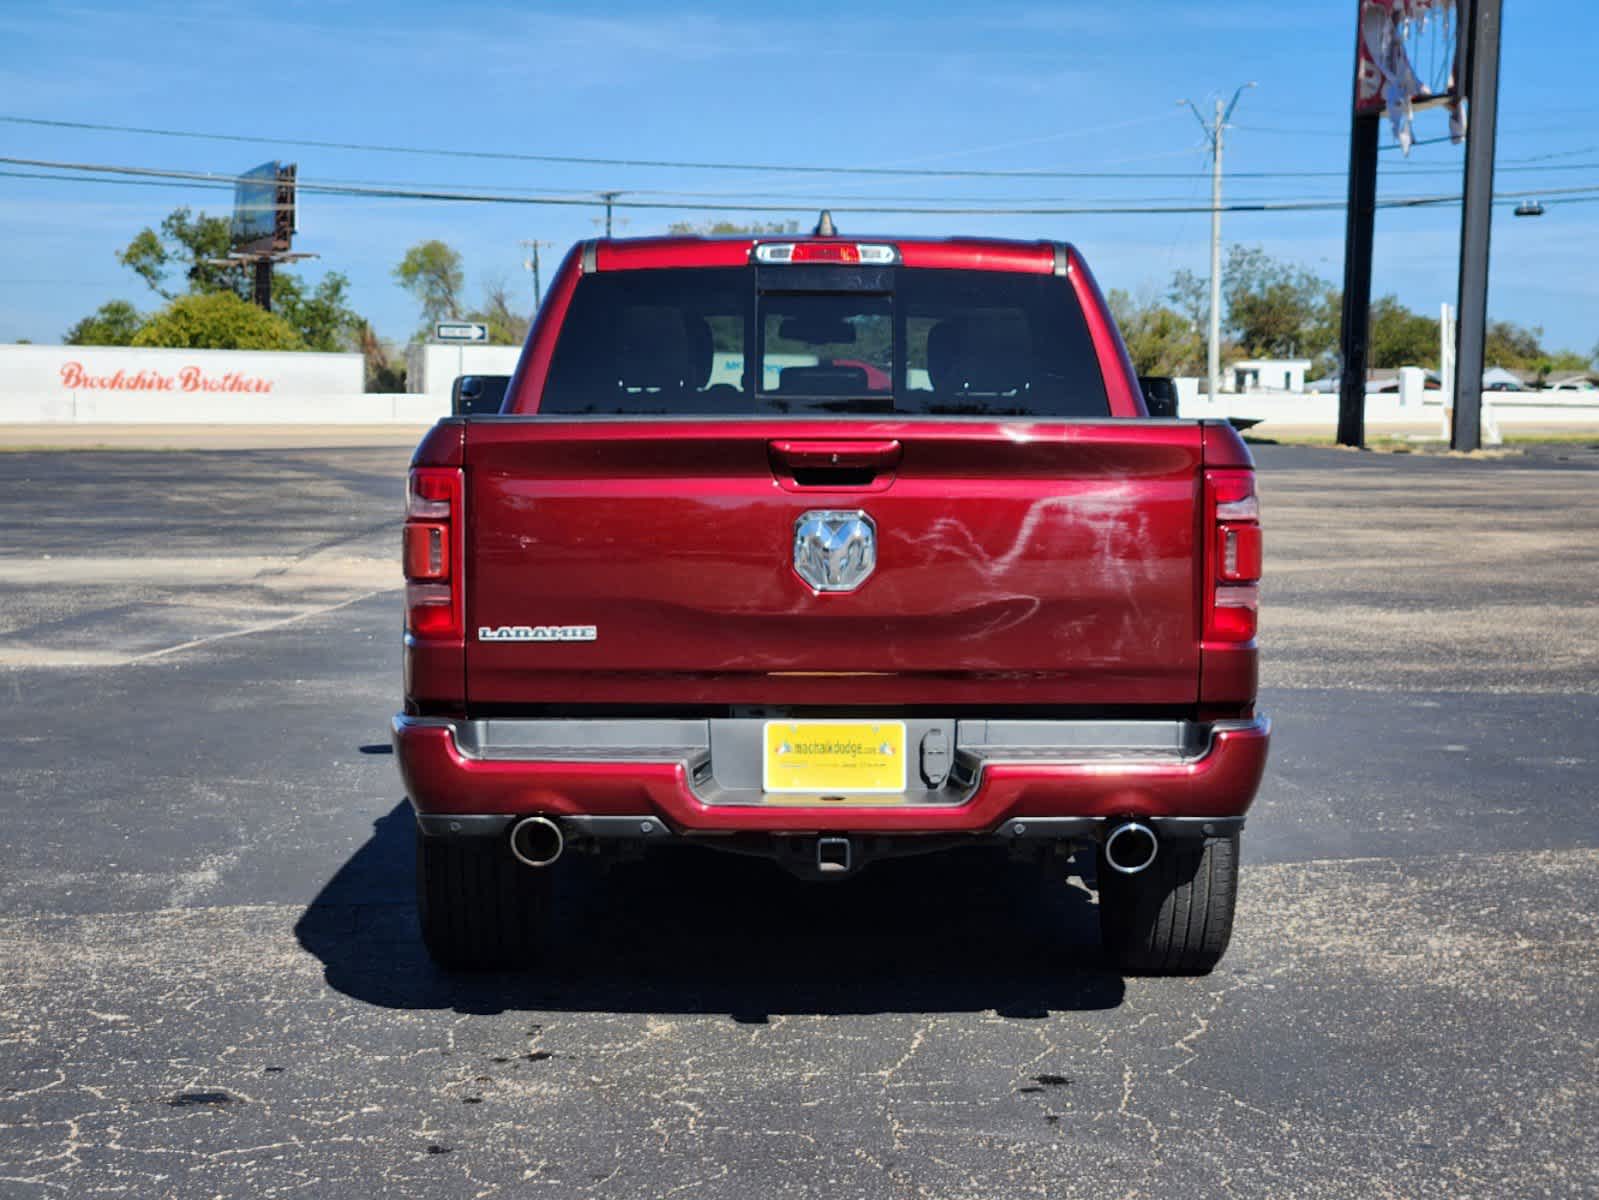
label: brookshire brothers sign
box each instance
[59,361,278,394]
[1,344,365,421]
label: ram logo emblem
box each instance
[793,510,877,592]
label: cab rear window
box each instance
[539,266,1109,417]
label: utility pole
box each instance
[1185,84,1255,404]
[1452,0,1504,452]
[521,240,552,308]
[599,191,621,238]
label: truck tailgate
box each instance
[463,419,1203,708]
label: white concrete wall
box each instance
[0,343,451,423]
[1179,388,1599,427]
[406,344,523,398]
[0,390,448,424]
[1,343,363,412]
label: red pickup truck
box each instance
[394,230,1268,975]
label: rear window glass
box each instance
[539,265,1108,417]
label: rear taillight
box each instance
[404,467,463,638]
[1204,470,1261,643]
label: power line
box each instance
[2,165,1338,210]
[1510,143,1599,162]
[0,112,1217,180]
[16,161,1560,209]
[4,156,1596,216]
[5,161,1599,210]
[3,112,1592,182]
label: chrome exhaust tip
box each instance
[1103,821,1159,875]
[508,815,564,868]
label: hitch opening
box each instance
[816,837,852,874]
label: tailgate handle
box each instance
[769,439,902,474]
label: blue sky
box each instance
[0,0,1594,354]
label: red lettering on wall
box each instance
[59,361,275,393]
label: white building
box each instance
[406,343,523,399]
[1228,358,1312,394]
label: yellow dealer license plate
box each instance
[762,721,908,796]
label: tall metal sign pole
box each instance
[1451,0,1503,452]
[1336,107,1381,448]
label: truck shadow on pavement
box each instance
[295,803,1126,1019]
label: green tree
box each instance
[272,271,362,352]
[132,292,304,351]
[1484,320,1544,370]
[117,208,245,300]
[64,300,145,346]
[1480,320,1591,383]
[394,240,465,330]
[465,278,530,346]
[1166,269,1209,334]
[112,206,363,348]
[1304,285,1343,373]
[1529,348,1591,385]
[1221,245,1335,359]
[1108,289,1203,376]
[1367,295,1439,369]
[360,322,407,391]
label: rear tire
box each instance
[1097,832,1239,975]
[416,830,548,970]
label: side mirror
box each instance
[451,375,511,416]
[1138,375,1179,418]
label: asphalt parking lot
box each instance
[1,432,1596,1198]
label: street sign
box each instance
[435,321,489,343]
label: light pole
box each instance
[1183,83,1256,404]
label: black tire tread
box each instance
[1098,832,1239,975]
[416,831,547,970]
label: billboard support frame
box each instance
[203,251,317,314]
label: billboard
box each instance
[1353,1,1465,149]
[231,161,297,254]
